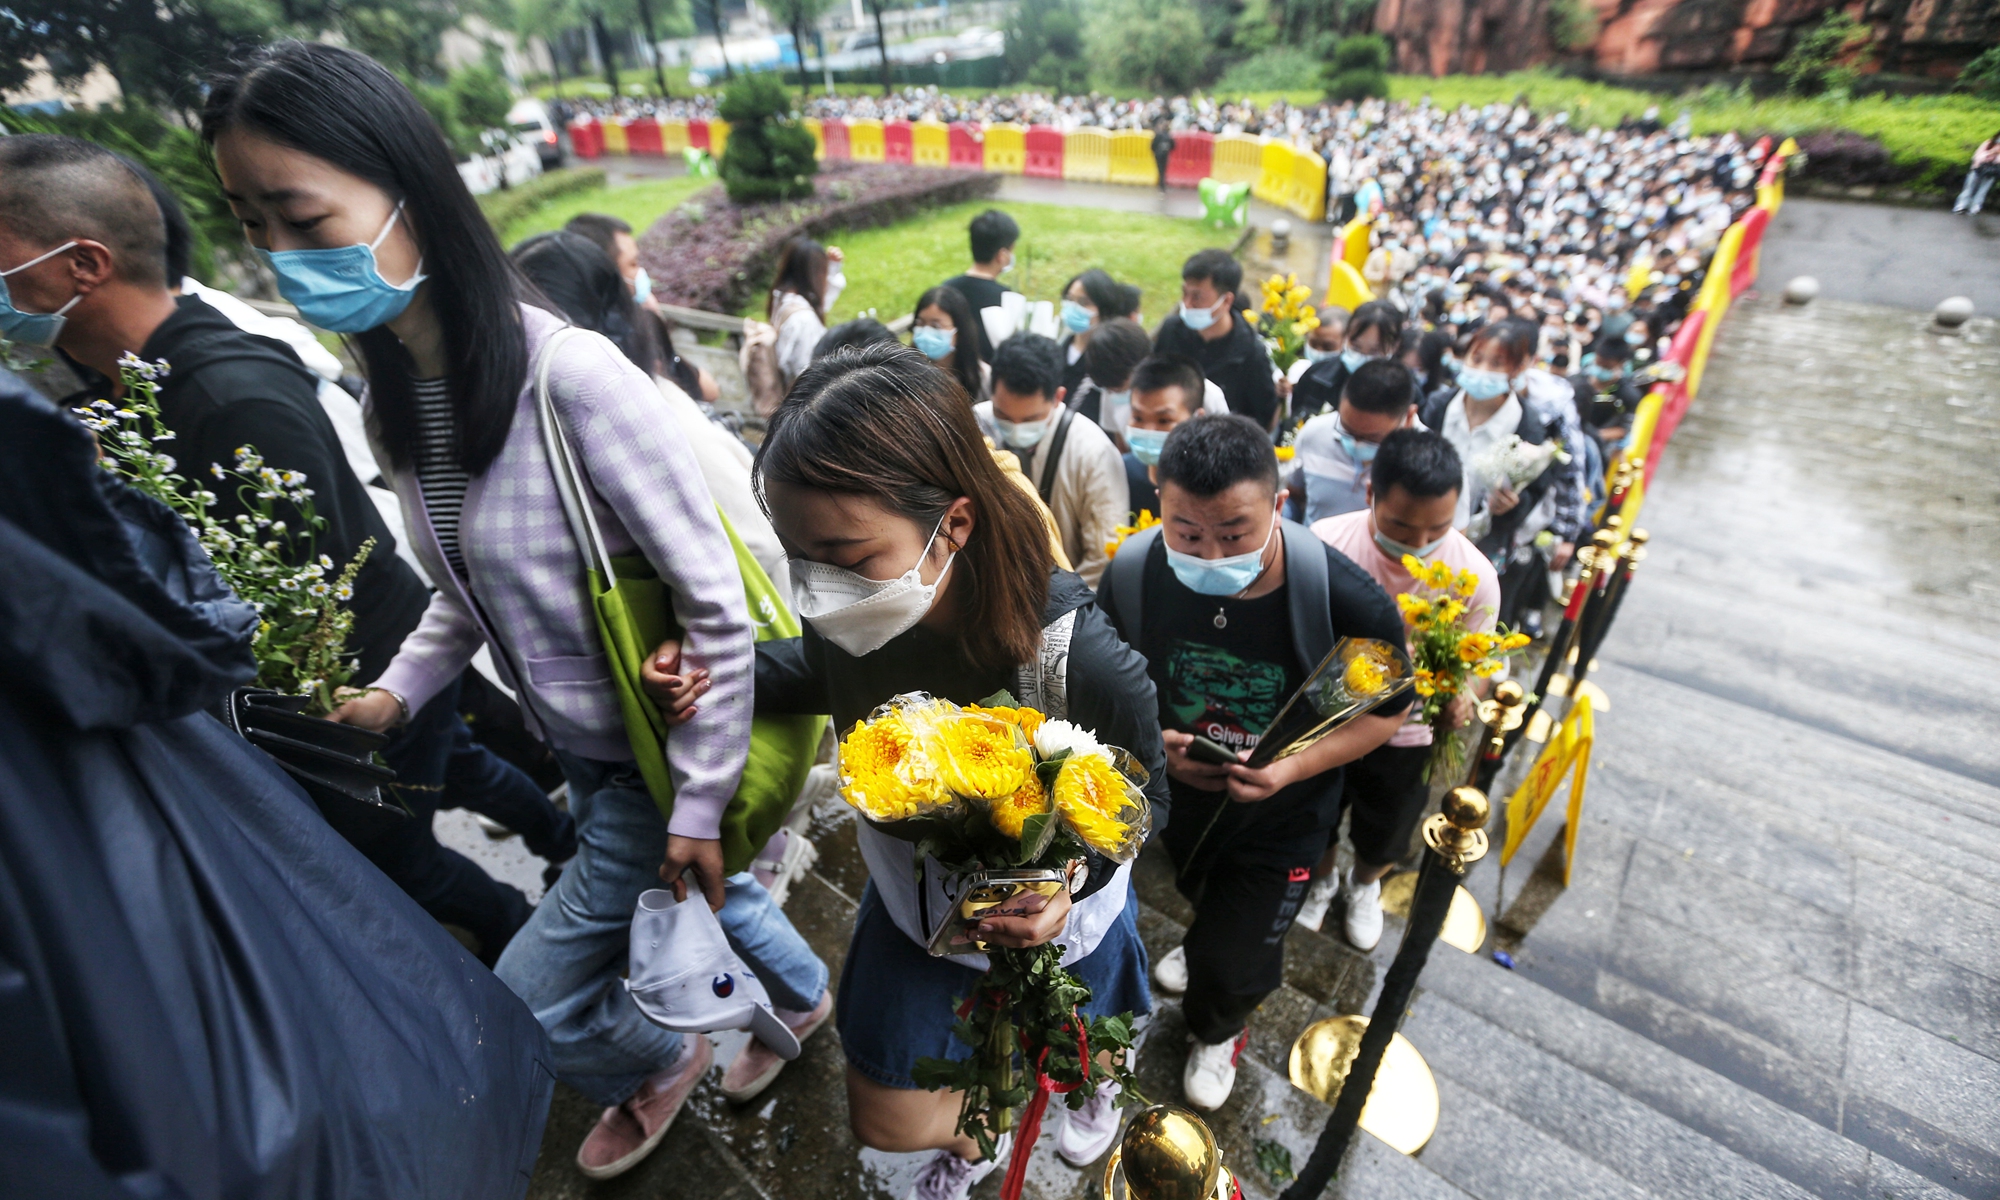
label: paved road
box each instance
[1758,196,2000,314]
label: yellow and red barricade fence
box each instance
[574,115,1364,224]
[1108,129,1156,187]
[912,119,950,168]
[1608,137,1795,530]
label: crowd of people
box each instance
[1,40,1744,1200]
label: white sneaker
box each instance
[1343,871,1384,952]
[1056,1081,1122,1166]
[1182,1031,1246,1111]
[1152,944,1188,995]
[905,1133,1011,1200]
[1294,874,1339,932]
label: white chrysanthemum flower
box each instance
[279,577,301,591]
[212,464,227,479]
[269,520,286,534]
[1032,719,1105,762]
[308,582,331,597]
[318,554,333,569]
[153,429,175,440]
[334,584,353,601]
[115,409,138,420]
[156,455,175,473]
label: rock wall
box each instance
[1373,0,2000,80]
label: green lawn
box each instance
[823,199,1242,327]
[496,175,716,249]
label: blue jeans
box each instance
[494,752,828,1106]
[1954,169,1994,213]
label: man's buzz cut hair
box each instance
[0,135,167,288]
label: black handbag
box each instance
[220,687,406,841]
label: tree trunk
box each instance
[793,15,812,103]
[636,0,673,96]
[869,0,892,95]
[550,34,565,98]
[708,0,736,78]
[592,12,622,95]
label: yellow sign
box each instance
[1501,694,1594,885]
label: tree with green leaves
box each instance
[1323,33,1389,100]
[767,0,833,102]
[718,74,818,203]
[1086,0,1206,94]
[1004,0,1089,94]
[1777,10,1875,96]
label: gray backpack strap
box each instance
[1015,608,1076,720]
[1280,519,1335,671]
[1102,524,1161,647]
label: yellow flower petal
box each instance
[1053,752,1142,857]
[934,712,1032,800]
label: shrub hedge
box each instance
[638,162,1001,315]
[475,167,608,236]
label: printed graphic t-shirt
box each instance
[1145,579,1341,834]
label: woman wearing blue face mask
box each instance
[1416,318,1578,631]
[1057,268,1138,398]
[910,284,988,402]
[207,42,829,1178]
[1286,300,1403,432]
[749,344,1165,1194]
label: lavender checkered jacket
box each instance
[371,304,752,840]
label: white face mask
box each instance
[789,519,956,658]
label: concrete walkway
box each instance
[1757,196,2000,314]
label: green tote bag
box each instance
[536,328,824,873]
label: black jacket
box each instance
[1287,358,1350,431]
[0,382,552,1200]
[132,296,430,684]
[1154,308,1278,429]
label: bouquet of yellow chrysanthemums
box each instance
[1255,272,1320,373]
[1395,555,1531,780]
[836,693,1152,1191]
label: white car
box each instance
[508,98,565,170]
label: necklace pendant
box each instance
[1213,610,1228,629]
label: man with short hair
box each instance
[1284,305,1349,387]
[939,208,1019,364]
[1071,316,1151,440]
[1122,353,1207,520]
[0,135,537,963]
[1152,249,1278,429]
[564,211,717,403]
[1293,358,1421,523]
[974,333,1127,587]
[1097,414,1407,1112]
[1302,429,1501,947]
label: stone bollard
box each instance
[1271,218,1291,252]
[1783,276,1818,306]
[1935,296,1974,331]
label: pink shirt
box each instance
[1311,511,1502,747]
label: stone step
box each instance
[1402,907,1977,1200]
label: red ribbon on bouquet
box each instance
[998,1011,1092,1200]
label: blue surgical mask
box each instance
[1165,520,1275,596]
[1127,426,1168,465]
[912,325,955,360]
[632,266,653,303]
[993,414,1050,449]
[1375,527,1449,560]
[1340,348,1371,373]
[256,202,428,334]
[1458,367,1513,401]
[1179,299,1220,332]
[1339,430,1380,464]
[1061,299,1094,333]
[0,240,82,348]
[1625,329,1646,346]
[1305,346,1339,364]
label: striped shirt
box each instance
[411,377,470,579]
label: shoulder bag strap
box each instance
[1103,524,1160,647]
[534,325,616,581]
[1279,519,1335,672]
[1037,407,1078,505]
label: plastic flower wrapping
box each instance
[1396,555,1531,781]
[837,693,1152,1192]
[835,693,1151,864]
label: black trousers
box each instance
[1154,152,1170,191]
[1337,742,1431,868]
[364,675,572,964]
[1162,785,1332,1044]
[1495,547,1550,630]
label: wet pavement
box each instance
[468,195,2000,1197]
[1756,197,2000,314]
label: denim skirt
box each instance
[836,879,1154,1089]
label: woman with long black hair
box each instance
[203,42,827,1179]
[769,234,845,386]
[910,283,989,402]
